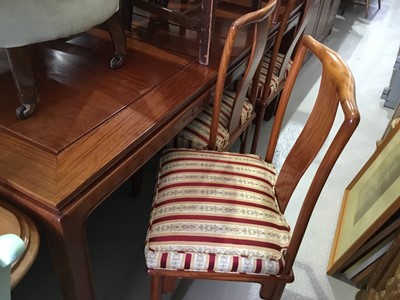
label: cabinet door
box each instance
[314,0,332,40]
[325,0,341,34]
[303,0,322,37]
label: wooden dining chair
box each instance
[173,1,277,153]
[144,34,360,300]
[250,0,311,153]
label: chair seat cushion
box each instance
[264,51,293,79]
[256,52,293,99]
[0,0,119,48]
[175,90,253,151]
[145,148,291,276]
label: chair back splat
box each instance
[250,0,312,153]
[174,0,277,152]
[209,2,277,149]
[145,30,359,300]
[267,35,360,272]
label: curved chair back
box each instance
[208,0,278,149]
[251,0,312,153]
[266,34,360,271]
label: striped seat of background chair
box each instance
[175,90,253,151]
[256,51,293,99]
[264,51,292,79]
[145,148,291,275]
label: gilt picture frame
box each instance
[327,122,400,279]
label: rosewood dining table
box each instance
[0,10,251,299]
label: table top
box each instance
[0,0,302,213]
[0,4,251,211]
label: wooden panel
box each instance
[303,0,341,41]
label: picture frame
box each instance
[327,121,400,284]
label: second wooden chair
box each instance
[172,1,278,153]
[251,0,311,153]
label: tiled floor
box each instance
[12,0,400,299]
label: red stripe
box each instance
[195,116,226,139]
[232,256,239,272]
[152,214,288,231]
[219,102,232,122]
[160,168,274,187]
[255,259,262,273]
[184,127,209,144]
[158,182,273,198]
[162,157,274,174]
[202,108,226,128]
[161,253,168,268]
[149,235,283,251]
[154,197,278,214]
[208,253,216,271]
[184,254,191,269]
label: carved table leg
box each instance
[43,213,95,300]
[105,13,127,69]
[5,46,38,119]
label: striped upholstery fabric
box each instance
[175,90,253,151]
[256,51,293,99]
[145,148,291,276]
[264,51,293,79]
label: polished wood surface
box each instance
[4,13,126,120]
[0,200,39,289]
[0,3,257,299]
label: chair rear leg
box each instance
[239,127,250,153]
[271,282,286,300]
[251,105,266,154]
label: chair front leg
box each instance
[151,275,163,300]
[162,276,177,294]
[259,281,286,300]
